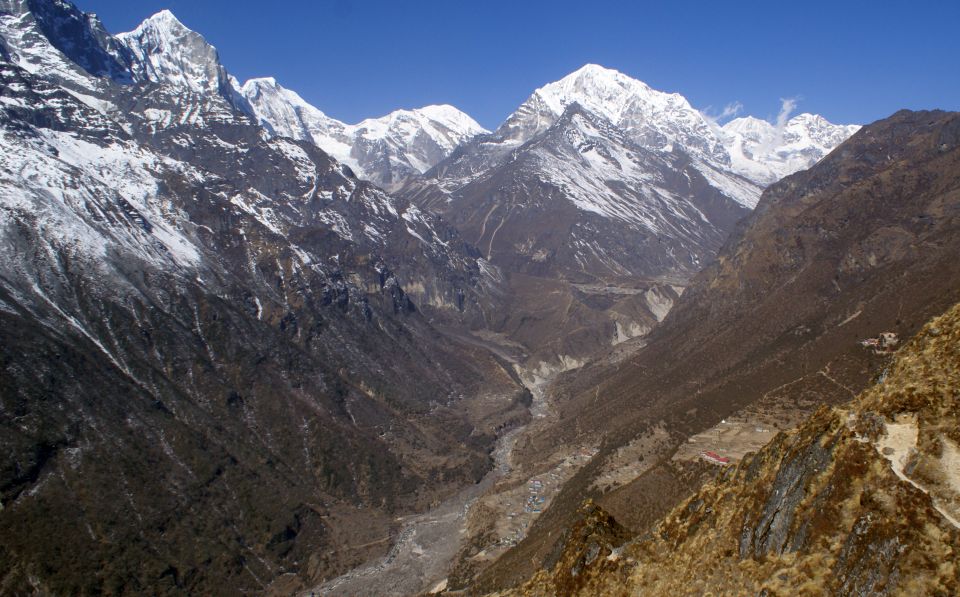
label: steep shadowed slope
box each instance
[0,2,528,594]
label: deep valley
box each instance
[0,2,957,596]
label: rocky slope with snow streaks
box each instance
[0,3,529,594]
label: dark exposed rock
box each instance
[739,410,841,558]
[23,0,136,82]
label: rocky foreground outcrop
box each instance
[500,300,960,596]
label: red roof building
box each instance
[701,450,731,465]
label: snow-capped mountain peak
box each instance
[412,103,485,130]
[117,9,229,94]
[364,104,486,143]
[785,112,861,147]
[479,63,862,202]
[237,75,354,165]
[497,64,730,169]
[240,77,340,132]
[354,104,485,144]
[240,77,330,121]
[352,104,487,173]
[535,63,673,125]
[722,115,773,137]
[137,9,181,29]
[242,76,279,93]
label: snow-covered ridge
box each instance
[239,76,354,166]
[238,75,487,188]
[538,64,669,125]
[2,0,858,206]
[498,64,729,166]
[63,8,490,189]
[354,103,486,155]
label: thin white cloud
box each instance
[759,96,801,154]
[702,101,744,129]
[774,97,800,147]
[775,97,798,130]
[718,101,744,121]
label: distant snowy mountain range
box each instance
[421,63,859,208]
[0,1,865,357]
[87,8,860,351]
[1,6,858,197]
[238,60,859,199]
[239,76,487,190]
[722,112,861,184]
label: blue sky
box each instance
[78,0,958,129]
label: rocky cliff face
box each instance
[502,300,960,596]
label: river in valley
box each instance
[306,368,556,596]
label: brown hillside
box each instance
[468,109,960,591]
[502,298,960,596]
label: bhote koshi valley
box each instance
[0,1,957,595]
